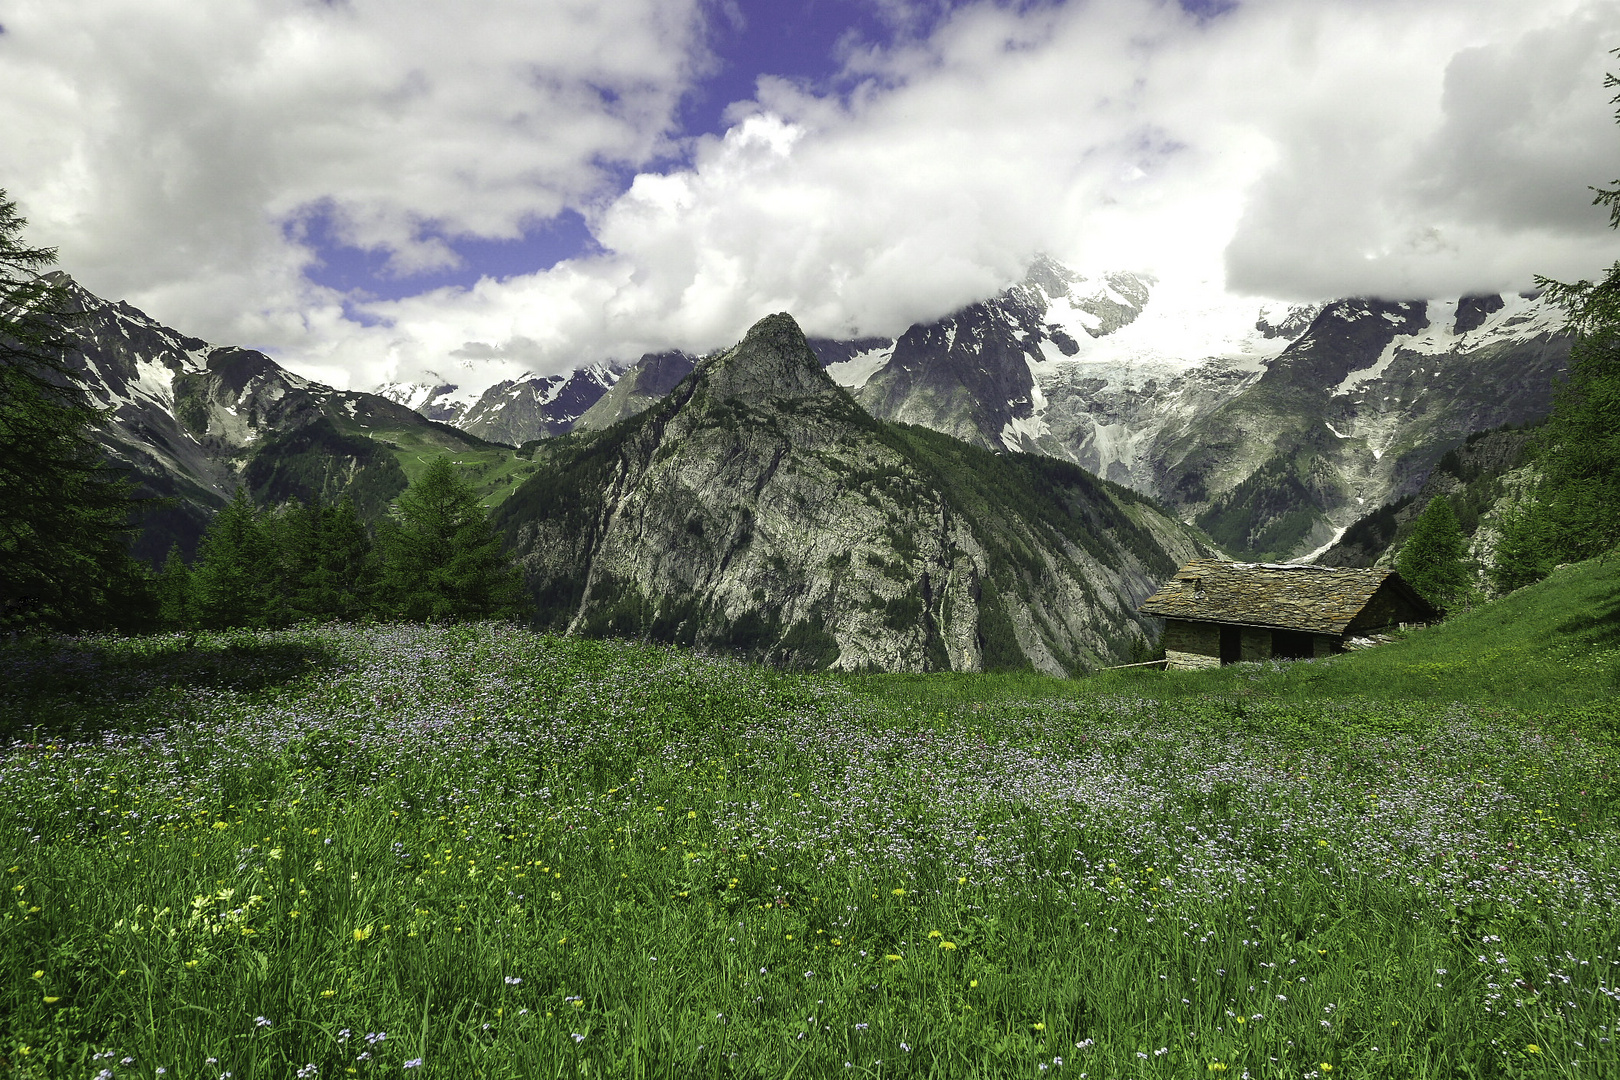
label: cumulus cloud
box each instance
[3,0,1617,392]
[1222,0,1620,299]
[0,0,707,381]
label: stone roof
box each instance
[1138,558,1433,635]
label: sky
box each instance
[1,0,1617,394]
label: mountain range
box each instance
[383,256,1570,562]
[51,254,1570,667]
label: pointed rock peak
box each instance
[1023,254,1083,299]
[696,312,836,403]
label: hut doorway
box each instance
[1219,625,1242,665]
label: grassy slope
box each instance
[851,555,1620,714]
[325,412,541,509]
[2,567,1618,1076]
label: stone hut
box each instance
[1138,558,1436,670]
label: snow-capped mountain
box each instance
[377,255,1569,562]
[810,259,1567,561]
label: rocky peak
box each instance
[693,312,837,405]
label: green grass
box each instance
[2,563,1619,1077]
[1084,556,1620,711]
[329,416,539,509]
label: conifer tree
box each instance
[191,487,275,629]
[155,543,195,630]
[1397,496,1471,614]
[377,457,529,623]
[1,190,153,632]
[288,495,379,622]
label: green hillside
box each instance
[851,555,1620,713]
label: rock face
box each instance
[454,364,621,445]
[422,255,1565,563]
[52,274,518,563]
[573,350,697,432]
[1315,422,1539,586]
[494,313,1213,674]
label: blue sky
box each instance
[2,0,1617,392]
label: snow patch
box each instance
[1000,414,1051,451]
[1332,339,1403,396]
[1299,526,1348,565]
[1324,421,1350,439]
[826,345,894,390]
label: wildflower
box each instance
[1527,1046,1541,1055]
[255,1015,272,1028]
[939,941,957,950]
[43,996,60,1004]
[30,970,42,979]
[296,1066,319,1079]
[928,930,942,938]
[885,954,902,962]
[1034,1022,1046,1031]
[404,1060,423,1070]
[321,989,337,998]
[892,888,905,896]
[505,975,522,985]
[571,1033,585,1043]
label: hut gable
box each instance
[1139,559,1435,637]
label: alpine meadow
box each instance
[6,15,1620,1080]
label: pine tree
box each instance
[1397,495,1470,614]
[1,189,153,632]
[378,457,529,623]
[191,487,275,630]
[155,543,195,630]
[283,495,379,622]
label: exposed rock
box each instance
[495,313,1213,674]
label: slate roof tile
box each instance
[1138,558,1433,635]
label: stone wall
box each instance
[1164,619,1220,670]
[1165,619,1341,669]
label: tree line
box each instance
[155,459,529,632]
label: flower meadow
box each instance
[2,622,1618,1078]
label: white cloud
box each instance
[3,0,1617,393]
[0,0,707,381]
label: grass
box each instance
[328,415,539,510]
[1,562,1618,1077]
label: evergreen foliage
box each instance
[377,456,529,623]
[163,461,525,630]
[0,190,153,632]
[155,544,194,630]
[191,487,277,630]
[1396,496,1470,614]
[295,496,381,622]
[1495,52,1620,589]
